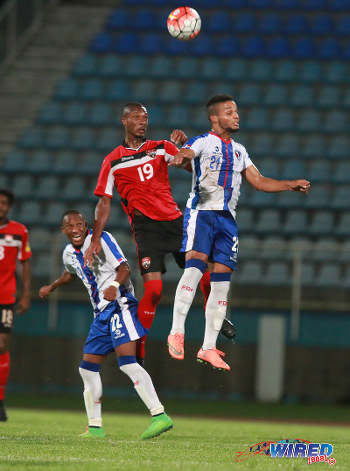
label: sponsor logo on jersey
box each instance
[141,257,151,270]
[114,329,126,340]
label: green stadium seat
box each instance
[245,108,269,130]
[224,59,248,80]
[167,105,190,128]
[264,84,288,106]
[45,202,67,226]
[333,161,350,184]
[52,151,78,175]
[262,262,289,285]
[311,238,339,261]
[105,79,131,101]
[71,128,96,150]
[325,61,348,83]
[238,235,261,260]
[299,61,323,82]
[96,128,121,152]
[3,150,27,173]
[55,78,79,101]
[62,177,86,200]
[146,105,164,126]
[304,184,331,209]
[36,176,59,199]
[309,160,330,182]
[276,190,306,208]
[99,55,124,78]
[38,102,62,124]
[28,151,51,174]
[175,57,200,79]
[317,86,340,108]
[275,60,298,82]
[290,85,315,107]
[300,262,315,286]
[250,191,278,208]
[336,212,350,237]
[80,152,103,175]
[32,252,51,277]
[249,133,274,158]
[275,134,300,158]
[260,236,287,259]
[18,127,44,148]
[45,126,70,150]
[239,84,261,106]
[18,201,42,225]
[308,211,334,236]
[182,81,209,105]
[340,241,350,263]
[132,79,157,102]
[236,208,253,232]
[328,135,349,159]
[332,185,350,209]
[73,54,98,77]
[282,160,306,179]
[148,56,173,78]
[124,55,149,77]
[199,57,222,81]
[297,110,321,132]
[89,103,113,126]
[316,263,341,288]
[303,135,327,159]
[324,110,347,133]
[271,109,294,131]
[237,260,263,284]
[63,102,87,125]
[259,157,280,178]
[343,88,350,107]
[12,176,33,198]
[288,238,313,261]
[29,228,51,251]
[158,81,182,103]
[250,59,274,81]
[80,78,104,100]
[282,209,307,235]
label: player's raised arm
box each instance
[243,164,311,193]
[168,148,195,168]
[170,129,188,147]
[84,195,111,266]
[39,271,74,299]
[103,262,131,301]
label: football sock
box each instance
[79,361,102,427]
[171,259,207,334]
[202,273,231,351]
[199,270,211,308]
[136,279,163,360]
[0,352,10,401]
[119,356,164,416]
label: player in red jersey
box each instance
[84,103,235,364]
[0,189,32,421]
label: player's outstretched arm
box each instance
[170,129,188,147]
[103,262,131,301]
[16,259,31,314]
[243,165,311,193]
[168,148,195,168]
[84,196,111,266]
[39,271,74,299]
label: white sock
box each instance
[79,367,102,427]
[202,280,230,351]
[171,266,204,334]
[120,362,164,416]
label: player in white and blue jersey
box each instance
[167,94,310,371]
[39,210,172,440]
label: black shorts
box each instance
[0,304,15,333]
[132,214,185,275]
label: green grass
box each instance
[1,407,350,471]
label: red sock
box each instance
[0,352,10,401]
[136,279,163,360]
[199,271,211,310]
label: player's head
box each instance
[61,210,88,248]
[0,189,14,221]
[121,102,148,139]
[206,95,239,134]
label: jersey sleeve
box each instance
[241,145,254,171]
[163,140,179,163]
[101,231,127,270]
[182,135,205,158]
[19,226,32,261]
[94,155,114,198]
[62,248,76,274]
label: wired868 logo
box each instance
[235,439,336,465]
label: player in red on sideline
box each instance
[0,190,32,421]
[84,103,233,364]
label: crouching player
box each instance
[39,210,172,439]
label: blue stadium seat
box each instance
[17,201,42,225]
[308,211,334,236]
[234,13,256,33]
[113,33,139,54]
[35,176,59,199]
[189,35,215,57]
[164,38,189,55]
[63,102,87,125]
[158,81,182,103]
[329,0,350,11]
[62,177,85,200]
[12,176,33,198]
[45,126,69,150]
[266,37,290,59]
[245,108,269,130]
[45,202,66,226]
[250,192,278,208]
[303,135,327,159]
[275,60,298,82]
[282,160,306,179]
[241,36,265,57]
[148,56,173,78]
[262,262,289,285]
[52,152,77,175]
[317,86,340,108]
[336,212,350,236]
[259,157,280,179]
[167,105,190,128]
[80,152,102,175]
[309,160,330,182]
[18,127,44,148]
[332,186,350,209]
[282,209,307,235]
[304,184,331,209]
[310,15,334,35]
[292,38,316,59]
[146,105,164,126]
[182,81,208,105]
[28,151,51,174]
[270,109,294,131]
[175,57,199,79]
[275,134,300,158]
[71,128,96,150]
[99,55,124,78]
[199,57,222,80]
[311,239,340,261]
[216,36,240,57]
[139,33,163,54]
[297,110,320,132]
[105,79,131,101]
[72,54,98,77]
[89,32,115,54]
[124,55,149,77]
[80,79,104,101]
[132,79,157,102]
[303,0,327,9]
[249,133,274,157]
[318,39,342,60]
[299,61,322,82]
[89,103,113,126]
[328,136,350,159]
[131,9,158,31]
[224,59,247,80]
[249,0,274,8]
[207,12,231,33]
[250,59,274,80]
[316,263,341,288]
[3,150,27,173]
[38,102,62,124]
[275,0,299,8]
[96,128,121,152]
[254,209,281,234]
[238,84,261,106]
[285,15,308,35]
[336,16,350,36]
[259,14,282,34]
[55,78,79,101]
[105,8,129,31]
[333,161,350,184]
[236,208,253,232]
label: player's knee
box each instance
[144,280,163,307]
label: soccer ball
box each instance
[167,7,201,41]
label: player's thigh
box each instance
[182,208,215,256]
[109,300,147,351]
[82,353,106,364]
[114,340,137,357]
[211,212,239,271]
[0,305,14,353]
[133,216,167,274]
[83,310,115,357]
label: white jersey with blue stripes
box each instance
[63,230,134,315]
[183,131,254,218]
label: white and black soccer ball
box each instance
[167,6,201,41]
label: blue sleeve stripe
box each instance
[101,232,124,262]
[184,132,209,148]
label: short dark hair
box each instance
[0,189,14,206]
[206,94,234,116]
[122,102,146,117]
[61,209,84,223]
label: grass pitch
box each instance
[1,407,350,471]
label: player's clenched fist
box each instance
[170,129,187,147]
[289,180,311,193]
[103,286,118,301]
[39,285,53,299]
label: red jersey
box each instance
[94,139,182,221]
[0,220,32,304]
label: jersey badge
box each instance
[234,150,241,160]
[146,149,157,158]
[141,257,151,270]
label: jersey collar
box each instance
[209,131,232,145]
[122,138,147,150]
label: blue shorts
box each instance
[83,296,147,356]
[181,209,239,270]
